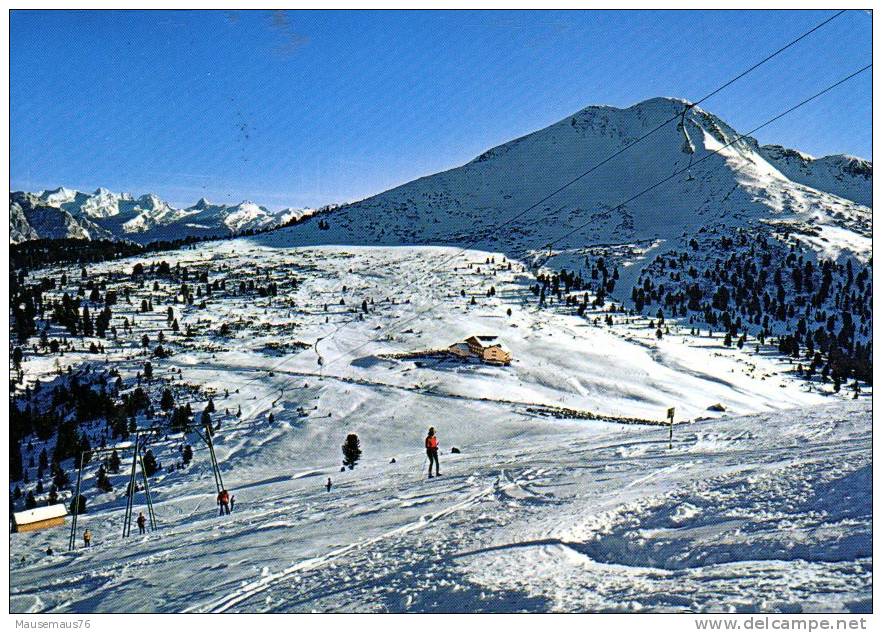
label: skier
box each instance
[230,495,236,512]
[326,477,332,493]
[83,529,92,548]
[217,489,231,516]
[425,427,441,478]
[136,512,147,535]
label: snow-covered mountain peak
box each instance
[39,186,78,205]
[136,193,168,210]
[10,187,294,244]
[628,95,695,116]
[273,95,870,267]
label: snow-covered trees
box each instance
[630,230,872,386]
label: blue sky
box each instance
[11,9,872,209]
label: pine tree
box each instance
[342,433,362,469]
[95,464,113,492]
[160,389,175,411]
[142,449,160,477]
[52,465,70,490]
[25,490,37,509]
[81,305,94,337]
[108,449,121,473]
[53,421,80,463]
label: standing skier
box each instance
[425,427,441,478]
[217,489,231,516]
[83,529,92,548]
[326,477,332,492]
[136,512,147,535]
[230,495,236,512]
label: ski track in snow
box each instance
[192,470,519,613]
[9,243,871,613]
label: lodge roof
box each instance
[13,503,68,525]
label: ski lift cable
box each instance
[231,10,850,410]
[239,60,869,424]
[545,63,872,250]
[297,62,872,378]
[350,8,848,302]
[333,8,849,308]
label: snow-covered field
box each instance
[9,240,871,613]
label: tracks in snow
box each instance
[187,470,521,613]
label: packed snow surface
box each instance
[9,241,870,613]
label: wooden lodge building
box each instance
[448,335,512,365]
[12,504,68,534]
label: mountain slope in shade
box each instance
[9,189,311,244]
[11,192,117,242]
[263,97,870,275]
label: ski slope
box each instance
[9,240,871,613]
[10,397,870,613]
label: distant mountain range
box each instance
[11,97,871,257]
[9,187,315,244]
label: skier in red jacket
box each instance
[217,489,231,516]
[425,427,441,478]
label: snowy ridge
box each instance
[9,189,311,244]
[266,97,870,270]
[758,144,872,207]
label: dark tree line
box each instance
[628,229,872,384]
